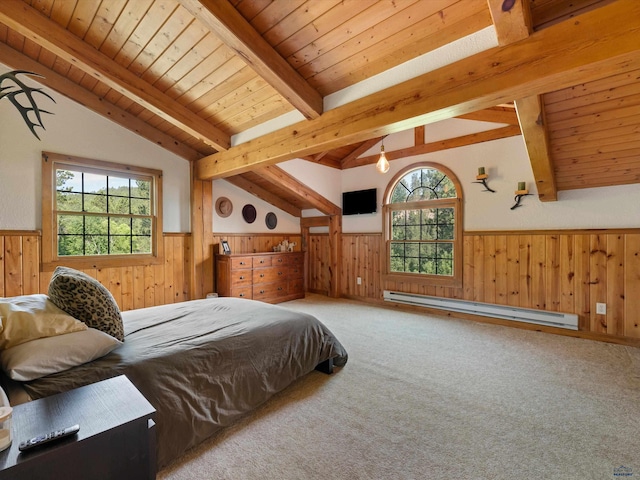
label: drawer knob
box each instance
[278,271,283,275]
[239,276,245,280]
[277,287,283,291]
[260,260,265,263]
[239,293,245,297]
[239,261,246,265]
[260,273,265,278]
[260,290,265,294]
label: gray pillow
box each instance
[48,266,125,342]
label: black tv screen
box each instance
[342,188,377,215]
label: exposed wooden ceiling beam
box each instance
[344,126,521,169]
[487,0,532,46]
[254,166,341,216]
[300,217,330,228]
[224,176,302,218]
[456,106,519,124]
[178,0,323,120]
[489,0,557,201]
[0,1,230,151]
[339,138,382,169]
[195,0,640,179]
[515,95,558,201]
[0,43,201,162]
[312,151,330,162]
[299,154,343,169]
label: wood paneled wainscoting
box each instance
[211,234,302,257]
[2,231,304,308]
[0,231,191,310]
[308,230,640,344]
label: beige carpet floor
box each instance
[158,294,640,480]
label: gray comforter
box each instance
[22,298,348,468]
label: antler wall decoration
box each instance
[0,70,55,140]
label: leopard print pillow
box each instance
[48,266,125,342]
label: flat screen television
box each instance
[342,188,377,215]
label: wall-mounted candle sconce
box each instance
[472,167,496,192]
[511,181,532,210]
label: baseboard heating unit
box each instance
[383,291,579,330]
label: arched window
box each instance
[382,163,463,287]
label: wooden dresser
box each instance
[215,251,304,304]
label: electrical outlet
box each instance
[596,303,607,315]
[356,277,362,285]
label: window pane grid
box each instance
[55,167,153,257]
[386,165,459,282]
[391,208,455,242]
[57,214,153,255]
[389,241,454,276]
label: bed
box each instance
[0,294,348,469]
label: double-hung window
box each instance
[382,162,463,287]
[42,152,163,268]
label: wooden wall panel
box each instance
[589,233,607,333]
[506,235,520,307]
[336,233,382,299]
[606,233,625,336]
[559,234,575,314]
[545,235,561,311]
[308,229,640,343]
[211,234,302,256]
[574,234,591,331]
[0,232,192,311]
[624,234,640,338]
[309,234,330,295]
[472,235,484,302]
[5,227,639,343]
[518,235,531,308]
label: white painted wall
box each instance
[212,179,300,233]
[0,65,190,232]
[339,121,640,233]
[3,62,639,238]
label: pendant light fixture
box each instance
[376,138,390,173]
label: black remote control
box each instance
[18,424,80,452]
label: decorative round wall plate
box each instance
[242,204,257,223]
[265,212,277,230]
[215,197,233,218]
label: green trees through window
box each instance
[55,168,153,257]
[384,163,462,285]
[390,207,455,275]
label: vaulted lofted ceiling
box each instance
[0,0,638,213]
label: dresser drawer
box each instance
[253,255,272,267]
[253,267,287,284]
[288,278,304,295]
[230,286,252,299]
[271,254,291,266]
[231,270,252,286]
[230,256,252,269]
[289,263,303,278]
[253,282,286,301]
[289,253,304,266]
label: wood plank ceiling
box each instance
[0,0,638,212]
